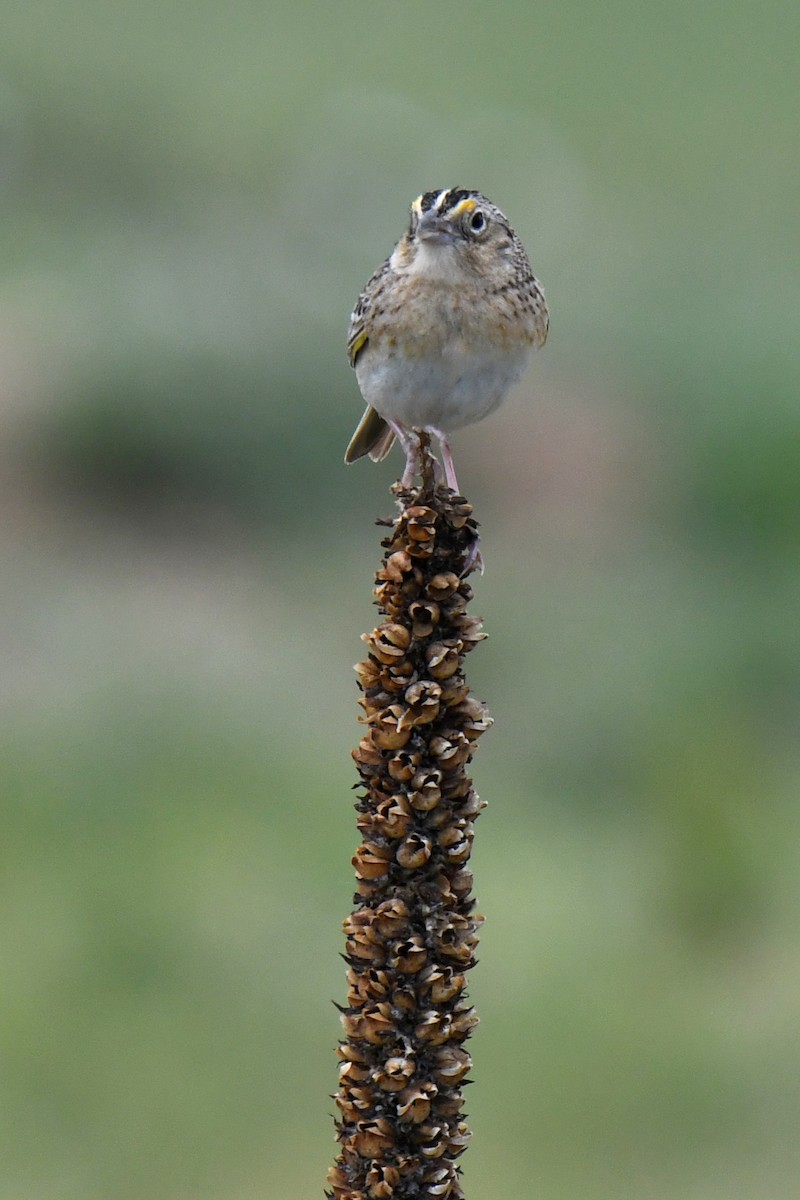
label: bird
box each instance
[344,188,548,494]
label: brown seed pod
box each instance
[350,1118,395,1158]
[425,641,462,680]
[367,705,412,750]
[351,843,393,881]
[408,598,441,637]
[396,1082,438,1123]
[386,749,422,781]
[388,935,427,973]
[425,571,460,601]
[368,795,413,839]
[397,679,442,729]
[373,1056,416,1092]
[364,623,412,664]
[405,505,437,545]
[373,898,410,937]
[431,1046,472,1086]
[378,659,416,693]
[377,549,413,582]
[395,832,433,870]
[364,1163,400,1199]
[422,967,466,1006]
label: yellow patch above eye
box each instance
[411,196,424,218]
[447,197,477,218]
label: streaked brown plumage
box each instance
[346,188,548,491]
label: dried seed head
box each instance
[331,472,490,1200]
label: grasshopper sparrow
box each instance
[345,188,548,492]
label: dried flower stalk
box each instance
[328,446,492,1200]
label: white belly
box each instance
[355,344,529,432]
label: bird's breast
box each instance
[369,276,536,360]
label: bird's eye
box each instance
[468,209,487,234]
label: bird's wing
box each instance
[346,256,391,367]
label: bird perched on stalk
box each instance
[345,188,549,493]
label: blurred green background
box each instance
[2,2,799,1197]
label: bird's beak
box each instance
[416,212,457,245]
